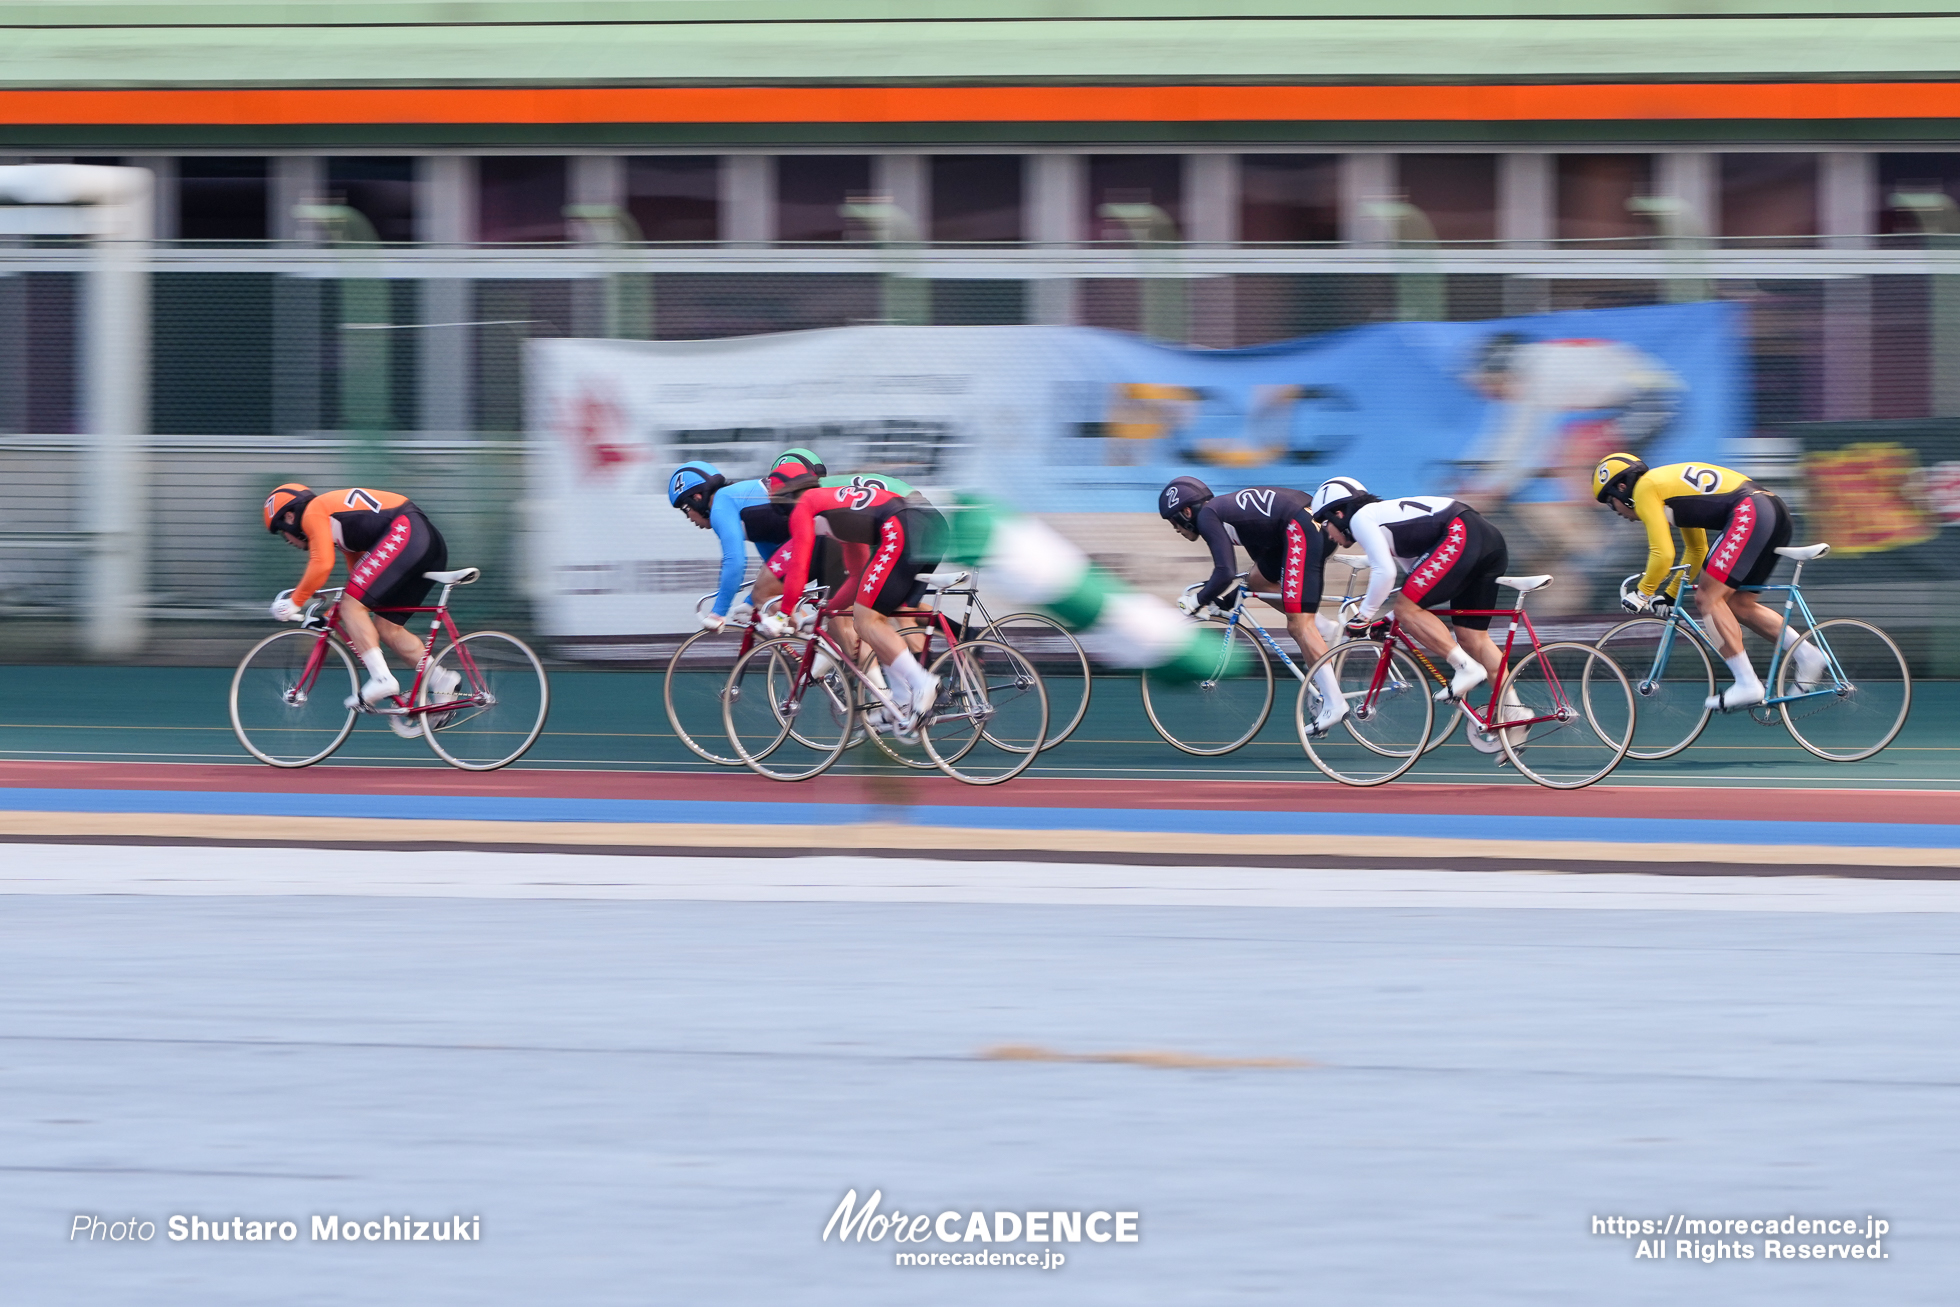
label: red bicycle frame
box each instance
[1359,603,1575,731]
[289,591,485,721]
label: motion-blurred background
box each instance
[2,2,1957,672]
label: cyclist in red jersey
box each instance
[771,471,946,727]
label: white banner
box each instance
[524,326,1060,643]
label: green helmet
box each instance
[773,447,827,478]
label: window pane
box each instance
[1087,155,1183,240]
[1238,155,1338,243]
[1720,154,1817,241]
[1877,153,1960,237]
[931,155,1023,242]
[1399,154,1497,243]
[324,157,417,243]
[477,157,568,243]
[1556,154,1654,242]
[776,156,872,242]
[625,156,720,241]
[178,157,269,241]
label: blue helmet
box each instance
[668,462,726,514]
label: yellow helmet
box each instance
[1593,453,1647,505]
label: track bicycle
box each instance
[1593,542,1911,763]
[665,586,803,766]
[1141,553,1386,756]
[230,568,550,770]
[896,571,1092,750]
[722,578,1048,785]
[1300,572,1636,790]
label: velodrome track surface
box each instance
[4,666,1957,1303]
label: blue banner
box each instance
[1022,300,1746,515]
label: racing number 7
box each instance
[344,489,383,511]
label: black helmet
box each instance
[1158,476,1213,527]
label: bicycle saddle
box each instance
[1497,574,1553,593]
[1774,543,1830,561]
[424,567,481,585]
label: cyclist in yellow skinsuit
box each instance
[1594,453,1824,711]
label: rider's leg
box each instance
[1698,577,1767,708]
[1393,595,1495,697]
[339,597,410,703]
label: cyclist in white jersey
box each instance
[1311,478,1510,703]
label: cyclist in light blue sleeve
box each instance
[670,448,841,630]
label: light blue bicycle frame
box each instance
[1627,563,1850,711]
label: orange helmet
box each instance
[263,483,314,535]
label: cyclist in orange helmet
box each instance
[262,483,458,738]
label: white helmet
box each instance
[1311,476,1369,518]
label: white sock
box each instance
[1723,652,1763,692]
[1446,647,1476,674]
[891,650,930,694]
[360,648,391,682]
[1312,665,1343,709]
[1779,626,1800,651]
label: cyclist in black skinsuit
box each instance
[1158,475,1348,733]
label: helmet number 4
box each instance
[1681,465,1722,494]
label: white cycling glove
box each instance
[1176,593,1202,617]
[699,611,726,633]
[756,611,792,639]
[793,605,818,634]
[270,594,303,623]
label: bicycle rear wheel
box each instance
[1500,642,1634,790]
[724,637,855,781]
[976,612,1091,749]
[1140,619,1273,755]
[1777,619,1911,762]
[419,631,551,771]
[664,626,748,766]
[1298,643,1433,786]
[920,638,1049,785]
[230,628,359,767]
[1595,616,1714,760]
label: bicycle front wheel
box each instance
[920,638,1049,785]
[1595,616,1714,760]
[1298,643,1433,787]
[230,628,359,768]
[977,612,1091,749]
[1501,642,1634,790]
[724,637,855,781]
[1777,619,1911,762]
[419,632,551,771]
[1140,620,1273,755]
[664,626,748,766]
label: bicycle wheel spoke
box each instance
[1777,619,1911,763]
[724,638,854,781]
[230,629,359,768]
[1503,643,1634,790]
[1298,643,1432,786]
[921,639,1048,785]
[419,631,551,771]
[1141,620,1273,756]
[977,612,1092,749]
[664,627,748,766]
[1595,616,1714,760]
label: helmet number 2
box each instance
[1680,465,1722,494]
[343,489,384,512]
